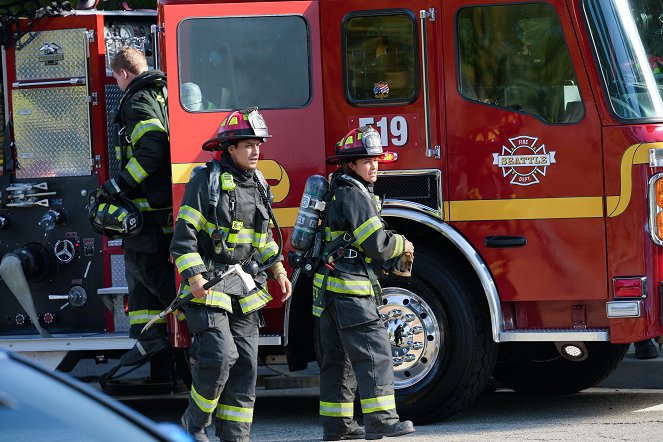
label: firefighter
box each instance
[314,125,415,441]
[101,47,175,366]
[171,108,292,442]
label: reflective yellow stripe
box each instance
[130,118,166,145]
[99,203,117,214]
[313,273,373,296]
[448,197,603,221]
[217,404,253,423]
[258,241,279,263]
[191,384,219,414]
[239,287,272,314]
[175,253,205,273]
[131,198,173,212]
[312,304,324,317]
[390,234,404,259]
[252,231,268,248]
[227,228,257,244]
[319,401,354,417]
[128,309,164,325]
[353,216,382,245]
[181,285,233,312]
[325,228,344,242]
[126,157,148,184]
[360,395,396,414]
[177,205,207,232]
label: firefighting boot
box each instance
[119,336,170,366]
[323,425,366,441]
[634,339,658,360]
[181,411,210,442]
[365,420,415,440]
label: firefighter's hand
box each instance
[276,272,292,302]
[99,178,122,198]
[189,275,209,298]
[404,239,414,255]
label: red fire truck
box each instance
[2,0,663,422]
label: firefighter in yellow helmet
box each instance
[314,126,415,440]
[171,108,291,442]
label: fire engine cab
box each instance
[2,0,663,421]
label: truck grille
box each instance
[374,169,442,217]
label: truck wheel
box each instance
[492,341,629,394]
[381,249,497,423]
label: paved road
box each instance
[80,343,663,441]
[123,386,663,441]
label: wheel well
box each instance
[384,215,494,330]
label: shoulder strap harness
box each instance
[312,173,382,315]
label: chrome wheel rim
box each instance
[380,286,441,389]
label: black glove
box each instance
[99,178,122,198]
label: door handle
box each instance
[484,235,527,248]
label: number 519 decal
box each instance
[349,114,420,149]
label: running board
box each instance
[499,328,609,342]
[0,333,282,352]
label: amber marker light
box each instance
[656,179,663,240]
[378,151,399,163]
[657,180,663,208]
[649,173,663,246]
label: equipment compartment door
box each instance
[11,28,92,179]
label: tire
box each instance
[492,341,629,394]
[381,248,497,423]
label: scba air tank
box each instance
[291,175,329,252]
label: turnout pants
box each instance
[185,299,259,442]
[124,234,176,340]
[318,295,400,435]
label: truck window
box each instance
[457,4,584,124]
[583,0,663,120]
[343,11,418,104]
[177,16,311,111]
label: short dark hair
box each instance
[340,160,355,173]
[111,47,148,75]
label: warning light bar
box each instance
[378,151,399,163]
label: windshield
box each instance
[584,0,663,119]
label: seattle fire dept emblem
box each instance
[492,136,556,186]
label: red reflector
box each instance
[378,151,398,162]
[123,295,129,315]
[613,277,646,298]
